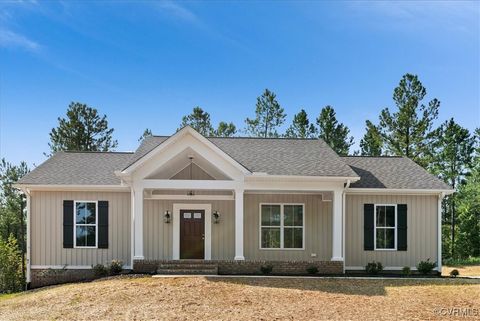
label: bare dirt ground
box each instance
[443,265,480,277]
[0,276,479,321]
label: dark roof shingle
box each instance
[342,156,451,190]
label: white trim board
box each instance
[172,203,212,260]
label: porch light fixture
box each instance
[213,210,220,224]
[164,210,171,223]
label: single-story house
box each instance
[15,126,453,287]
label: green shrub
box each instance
[0,235,24,293]
[92,264,108,278]
[260,264,273,275]
[444,257,480,266]
[402,266,411,276]
[365,261,383,275]
[306,266,319,275]
[416,259,436,275]
[450,269,459,278]
[108,260,124,276]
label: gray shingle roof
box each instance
[127,136,358,177]
[342,156,451,190]
[17,151,133,185]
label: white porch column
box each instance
[132,185,144,260]
[234,187,245,260]
[331,188,343,261]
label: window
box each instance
[375,204,396,250]
[260,204,304,249]
[74,201,97,248]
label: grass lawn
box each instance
[443,265,480,277]
[1,276,479,321]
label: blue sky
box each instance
[1,1,479,167]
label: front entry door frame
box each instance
[173,203,212,260]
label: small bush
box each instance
[365,261,383,275]
[306,266,319,275]
[450,269,460,278]
[108,260,124,276]
[443,257,480,266]
[416,259,436,275]
[260,264,273,275]
[92,264,108,278]
[0,235,24,293]
[402,266,411,276]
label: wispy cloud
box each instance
[0,29,39,51]
[156,0,199,24]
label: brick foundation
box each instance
[134,259,344,275]
[30,269,95,288]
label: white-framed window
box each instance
[374,204,397,250]
[259,203,304,250]
[74,201,98,248]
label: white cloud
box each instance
[156,1,199,24]
[0,29,39,51]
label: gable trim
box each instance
[121,127,251,175]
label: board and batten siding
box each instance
[30,191,131,267]
[345,194,438,268]
[244,194,332,261]
[143,200,235,260]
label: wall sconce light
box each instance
[213,210,220,224]
[164,210,171,223]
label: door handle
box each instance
[202,234,205,240]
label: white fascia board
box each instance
[244,179,345,191]
[121,126,251,176]
[13,184,130,192]
[139,179,240,190]
[246,175,360,182]
[345,188,454,195]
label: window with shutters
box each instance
[375,204,397,250]
[74,201,97,248]
[260,203,304,249]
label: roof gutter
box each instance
[345,188,454,195]
[13,184,130,192]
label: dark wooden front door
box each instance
[180,210,205,259]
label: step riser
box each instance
[157,265,217,269]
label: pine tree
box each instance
[429,119,475,257]
[285,109,317,138]
[179,106,214,136]
[359,120,383,156]
[316,106,354,155]
[138,128,153,142]
[48,102,118,155]
[214,122,236,137]
[245,89,286,138]
[379,74,440,167]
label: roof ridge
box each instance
[149,135,320,141]
[62,151,134,154]
[342,155,405,158]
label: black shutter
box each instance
[98,201,109,249]
[364,203,375,251]
[397,204,407,251]
[63,200,74,248]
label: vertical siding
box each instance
[30,191,131,267]
[345,194,438,268]
[143,200,235,260]
[244,194,332,261]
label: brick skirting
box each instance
[134,259,344,275]
[30,269,95,288]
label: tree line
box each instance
[0,73,478,292]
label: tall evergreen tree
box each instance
[429,119,475,257]
[360,120,383,156]
[214,122,236,137]
[138,128,153,142]
[245,89,286,138]
[48,102,118,155]
[179,106,214,136]
[379,74,440,167]
[285,109,317,138]
[316,106,354,155]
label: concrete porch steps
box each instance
[156,261,218,275]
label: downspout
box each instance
[437,192,445,273]
[342,180,351,274]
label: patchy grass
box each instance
[443,265,480,277]
[0,276,479,320]
[0,293,21,302]
[444,257,480,266]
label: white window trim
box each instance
[259,203,305,250]
[73,200,98,249]
[374,204,397,251]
